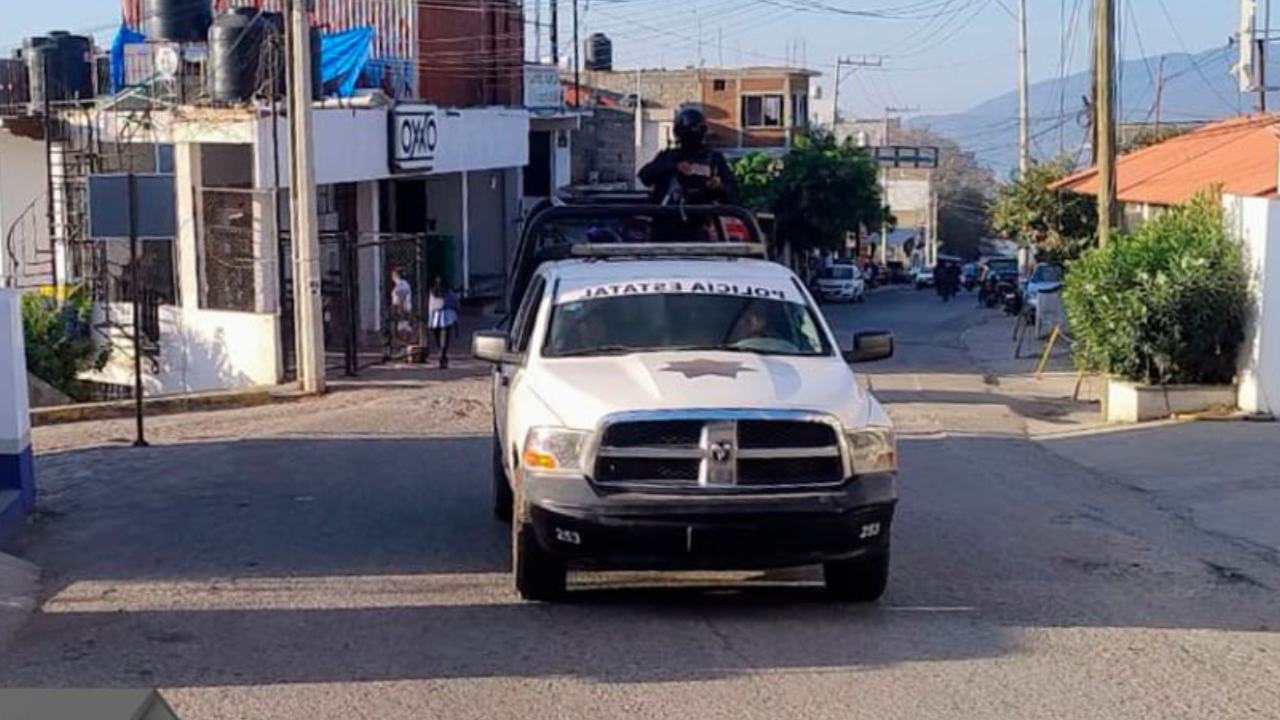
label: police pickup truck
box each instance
[473,199,898,601]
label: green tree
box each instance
[733,133,885,253]
[991,160,1096,259]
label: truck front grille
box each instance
[592,415,846,491]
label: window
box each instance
[512,276,547,353]
[792,93,809,128]
[713,78,727,92]
[742,94,784,128]
[544,294,831,358]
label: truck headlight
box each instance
[847,427,897,474]
[522,427,591,474]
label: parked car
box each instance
[961,263,978,290]
[1022,263,1064,320]
[885,261,910,285]
[912,266,935,290]
[816,263,867,303]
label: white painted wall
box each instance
[84,304,280,395]
[0,290,31,452]
[887,178,930,216]
[553,131,572,191]
[256,107,530,189]
[0,133,51,288]
[1226,194,1280,415]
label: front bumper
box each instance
[523,473,897,570]
[818,286,857,300]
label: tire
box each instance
[512,487,567,601]
[824,547,890,602]
[492,433,513,522]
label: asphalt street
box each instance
[2,287,1279,719]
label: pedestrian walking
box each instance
[427,278,460,369]
[387,267,415,354]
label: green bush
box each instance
[1063,193,1249,385]
[21,287,104,400]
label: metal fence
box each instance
[278,231,451,378]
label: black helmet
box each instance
[673,106,708,149]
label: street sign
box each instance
[87,174,176,239]
[872,145,940,169]
[390,104,439,173]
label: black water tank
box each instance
[585,33,612,71]
[144,0,213,43]
[208,7,267,103]
[24,33,94,107]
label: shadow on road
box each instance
[2,428,1276,689]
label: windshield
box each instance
[986,259,1017,274]
[1031,265,1062,282]
[544,294,832,358]
[821,266,856,280]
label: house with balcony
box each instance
[1,0,535,395]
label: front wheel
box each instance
[512,483,566,601]
[824,547,890,602]
[513,521,567,601]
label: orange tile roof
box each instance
[1052,115,1280,205]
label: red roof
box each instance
[562,83,621,108]
[1053,115,1280,204]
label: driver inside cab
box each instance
[639,106,739,205]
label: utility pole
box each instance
[1152,55,1165,137]
[1017,0,1031,175]
[1095,0,1118,247]
[286,0,325,394]
[551,0,559,66]
[831,56,882,127]
[572,0,580,108]
[534,0,542,63]
[1260,0,1271,113]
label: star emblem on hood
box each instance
[660,359,756,379]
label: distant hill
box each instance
[911,46,1251,175]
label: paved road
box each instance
[3,288,1279,719]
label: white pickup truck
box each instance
[474,201,898,602]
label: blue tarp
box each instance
[320,26,374,98]
[110,24,147,93]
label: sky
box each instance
[1,0,1247,116]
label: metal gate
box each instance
[278,231,451,379]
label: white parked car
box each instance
[1023,264,1064,318]
[815,263,866,303]
[912,266,935,290]
[474,202,899,602]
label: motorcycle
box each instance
[1001,282,1023,316]
[980,276,1001,308]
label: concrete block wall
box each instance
[573,108,637,185]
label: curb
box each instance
[0,551,39,654]
[30,385,307,428]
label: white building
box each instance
[3,99,529,395]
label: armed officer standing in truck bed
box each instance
[639,106,739,205]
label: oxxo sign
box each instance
[391,104,440,173]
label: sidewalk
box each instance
[963,312,1280,559]
[959,312,1105,437]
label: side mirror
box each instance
[844,331,895,364]
[473,330,512,363]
